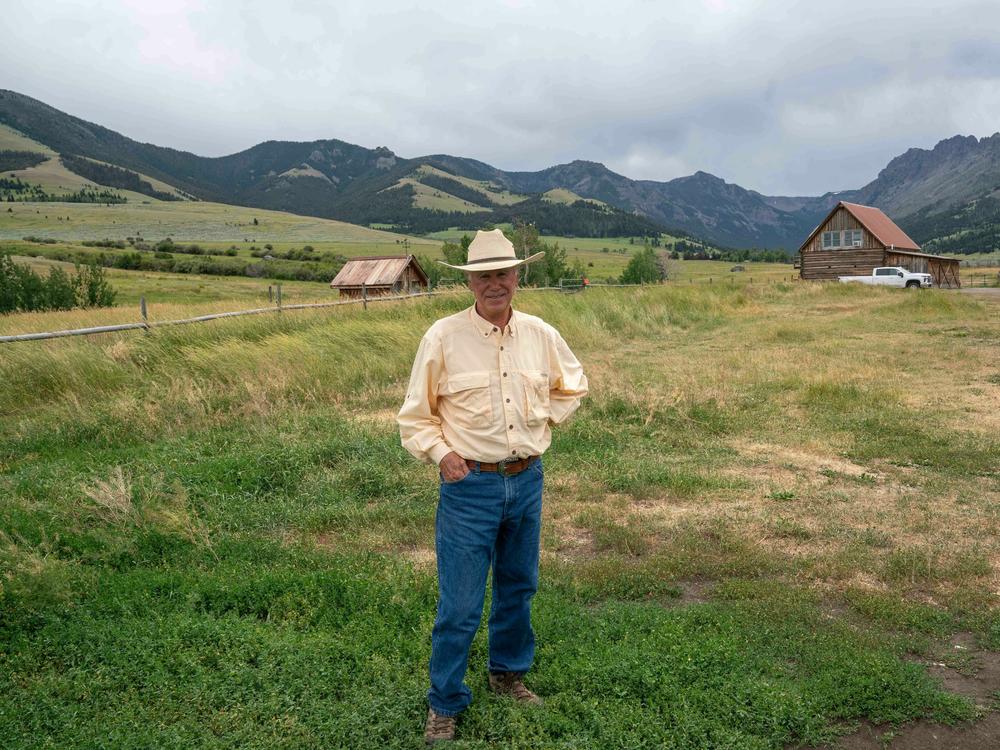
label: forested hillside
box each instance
[3,88,999,251]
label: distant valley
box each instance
[1,89,998,252]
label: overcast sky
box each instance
[4,0,1000,195]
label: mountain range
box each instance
[1,89,998,252]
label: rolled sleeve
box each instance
[547,330,588,425]
[397,333,452,465]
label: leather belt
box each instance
[466,455,538,477]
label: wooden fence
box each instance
[3,272,978,345]
[1,280,650,344]
[0,284,436,344]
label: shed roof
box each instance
[798,201,921,253]
[883,249,961,263]
[329,255,428,288]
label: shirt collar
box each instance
[469,305,518,338]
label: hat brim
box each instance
[436,251,545,272]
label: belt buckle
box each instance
[497,457,519,477]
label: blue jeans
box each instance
[428,458,544,716]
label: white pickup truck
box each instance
[839,267,933,288]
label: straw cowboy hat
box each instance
[437,228,545,272]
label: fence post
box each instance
[140,296,148,332]
[277,284,282,310]
[268,285,273,303]
[362,283,368,310]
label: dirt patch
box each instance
[732,440,873,480]
[346,408,398,425]
[920,632,1000,710]
[830,713,1000,750]
[668,578,713,605]
[546,518,597,559]
[391,546,436,568]
[824,632,1000,749]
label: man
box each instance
[397,228,588,744]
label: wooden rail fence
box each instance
[0,284,438,344]
[7,273,973,345]
[2,280,651,344]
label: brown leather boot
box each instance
[488,671,544,705]
[424,708,456,745]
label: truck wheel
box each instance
[905,281,920,289]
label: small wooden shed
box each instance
[798,201,961,288]
[329,255,428,298]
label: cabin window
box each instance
[822,229,863,249]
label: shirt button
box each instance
[493,327,498,332]
[508,424,513,430]
[512,450,517,455]
[505,398,510,403]
[500,346,504,351]
[502,372,507,377]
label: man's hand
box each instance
[439,451,470,483]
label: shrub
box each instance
[82,239,127,249]
[620,247,665,284]
[75,262,117,307]
[43,266,77,310]
[0,255,116,312]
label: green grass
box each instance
[3,154,189,204]
[1,282,998,747]
[0,123,55,154]
[413,165,529,206]
[0,198,437,248]
[394,177,489,213]
[541,188,603,206]
[8,253,332,306]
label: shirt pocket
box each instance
[442,371,493,428]
[521,370,550,426]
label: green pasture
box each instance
[0,198,437,248]
[413,165,529,206]
[396,178,487,213]
[421,231,729,280]
[1,282,998,748]
[7,254,332,308]
[1,151,164,203]
[0,123,55,154]
[541,188,604,206]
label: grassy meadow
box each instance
[0,200,437,253]
[2,281,998,748]
[3,254,332,312]
[424,231,727,281]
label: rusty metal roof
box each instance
[798,201,922,253]
[329,255,428,288]
[839,202,921,251]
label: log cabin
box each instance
[798,201,961,288]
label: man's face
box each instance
[467,267,518,319]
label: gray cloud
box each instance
[3,0,1000,195]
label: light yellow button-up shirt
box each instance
[397,305,589,465]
